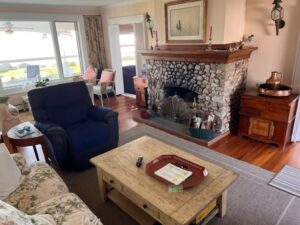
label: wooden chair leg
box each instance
[99,95,103,106]
[33,145,40,161]
[112,89,117,99]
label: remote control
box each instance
[136,156,143,167]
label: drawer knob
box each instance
[109,180,114,184]
[143,204,147,209]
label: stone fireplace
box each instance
[140,45,257,134]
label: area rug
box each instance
[269,165,300,198]
[58,124,300,225]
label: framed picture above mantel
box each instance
[165,0,207,43]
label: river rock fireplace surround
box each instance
[140,45,257,134]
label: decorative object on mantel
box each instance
[240,34,255,49]
[257,71,292,97]
[271,0,285,36]
[145,12,154,38]
[154,30,160,50]
[165,0,207,43]
[206,26,212,50]
[246,34,255,45]
[145,12,159,50]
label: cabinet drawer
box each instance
[103,172,123,193]
[103,172,160,220]
[122,185,160,220]
[248,117,274,139]
[241,98,290,122]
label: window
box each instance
[55,22,82,77]
[119,33,136,66]
[0,20,83,90]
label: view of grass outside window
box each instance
[0,20,83,90]
[119,33,136,66]
[56,22,82,77]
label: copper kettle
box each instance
[266,71,282,90]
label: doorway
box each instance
[119,24,136,95]
[108,15,146,96]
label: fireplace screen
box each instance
[157,87,221,132]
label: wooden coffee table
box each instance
[91,136,238,225]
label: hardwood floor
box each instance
[10,95,300,173]
[103,96,300,173]
[94,95,138,133]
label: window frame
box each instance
[0,12,89,95]
[119,33,136,67]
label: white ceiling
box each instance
[0,0,147,7]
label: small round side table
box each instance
[7,121,49,163]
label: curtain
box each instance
[83,15,107,69]
[292,95,300,142]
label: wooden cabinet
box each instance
[238,91,299,149]
[133,76,148,108]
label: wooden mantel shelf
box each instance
[139,45,258,63]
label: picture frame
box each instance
[165,0,207,43]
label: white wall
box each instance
[224,0,246,43]
[292,32,300,93]
[244,0,300,89]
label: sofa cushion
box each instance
[0,200,55,225]
[12,153,31,175]
[28,193,103,225]
[65,120,109,152]
[99,70,113,83]
[4,162,68,213]
[0,144,23,200]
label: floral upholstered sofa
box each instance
[1,153,103,225]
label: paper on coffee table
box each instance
[154,163,193,185]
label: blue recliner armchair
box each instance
[28,81,119,170]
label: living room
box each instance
[0,0,300,225]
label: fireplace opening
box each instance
[164,87,198,103]
[158,86,222,133]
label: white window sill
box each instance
[0,77,79,96]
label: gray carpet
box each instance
[270,165,300,197]
[58,124,300,225]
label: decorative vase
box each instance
[266,71,282,90]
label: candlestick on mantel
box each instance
[154,30,160,50]
[207,26,213,51]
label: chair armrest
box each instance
[88,105,118,122]
[11,153,31,175]
[34,121,72,169]
[34,121,58,133]
[89,106,119,149]
[44,126,72,170]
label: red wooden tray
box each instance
[146,154,208,189]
